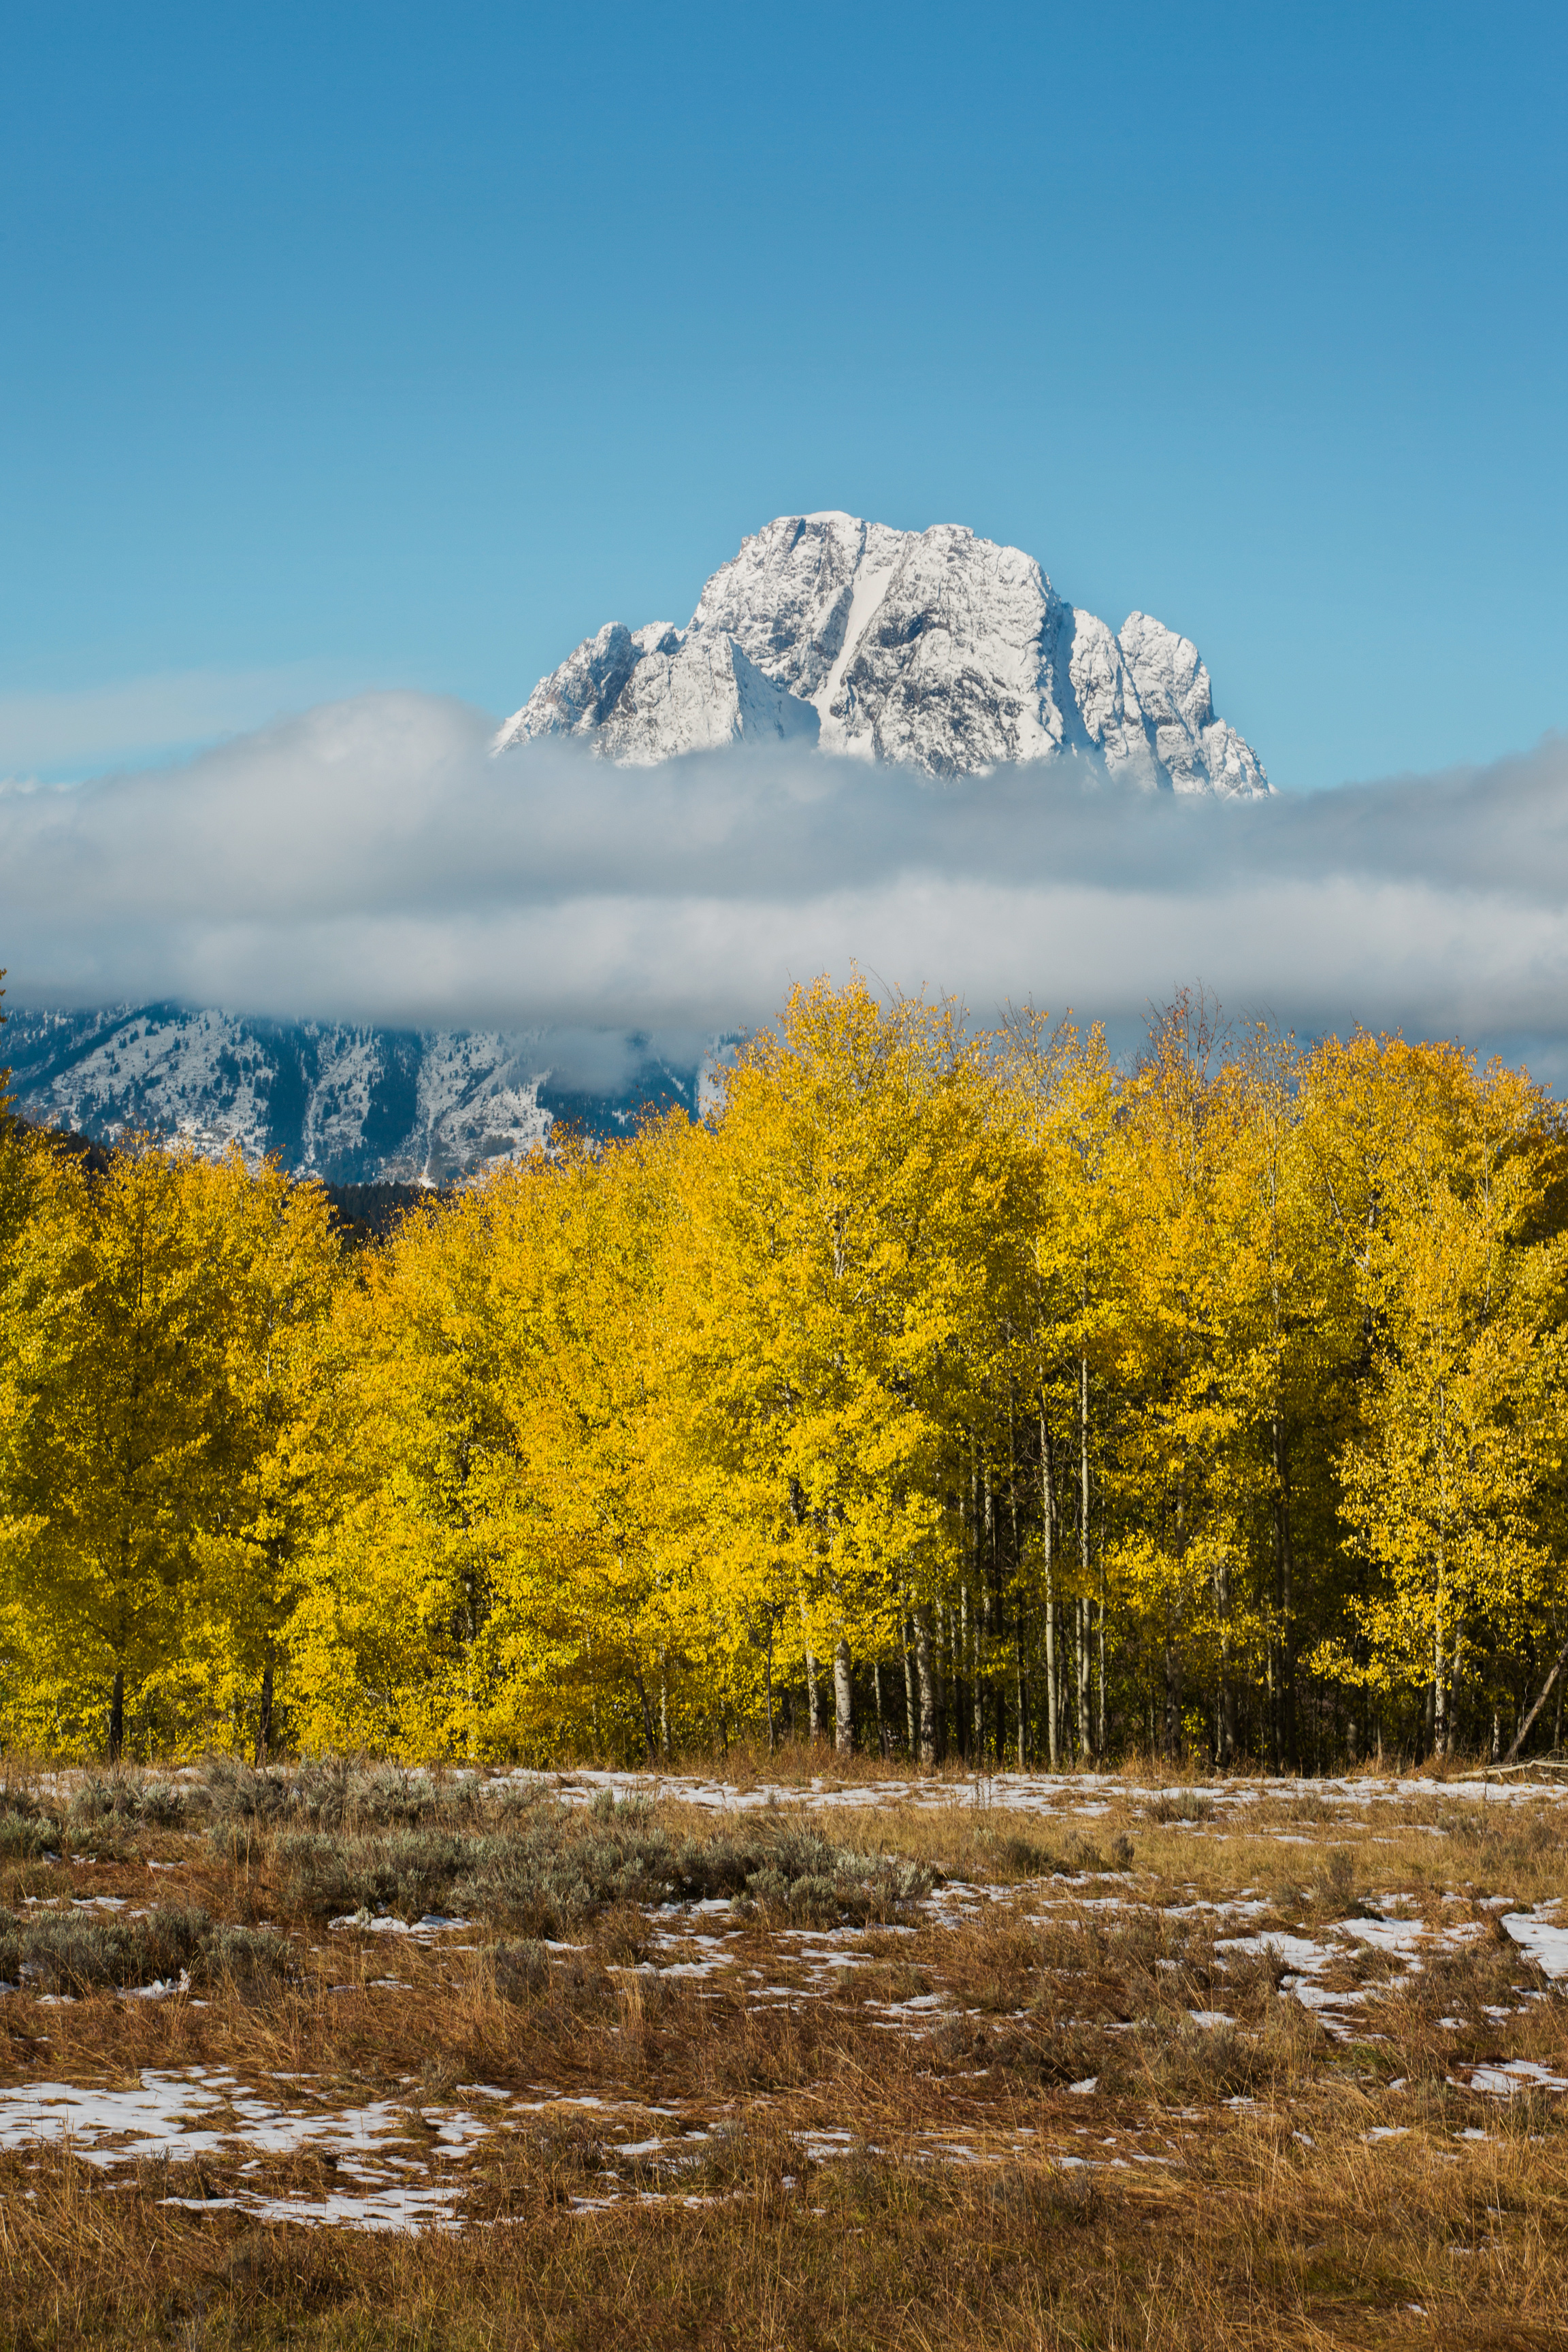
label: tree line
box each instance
[3,972,1567,1771]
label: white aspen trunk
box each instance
[1004,1394,1024,1767]
[800,1593,821,1741]
[1215,1552,1235,1766]
[957,1468,970,1759]
[1433,1552,1449,1760]
[913,1609,936,1768]
[1079,1354,1092,1763]
[902,1615,917,1754]
[1096,1555,1107,1757]
[1265,1638,1277,1770]
[1064,1610,1075,1765]
[659,1654,671,1763]
[1433,1382,1450,1760]
[978,1463,992,1761]
[633,1670,657,1764]
[1041,1408,1058,1770]
[255,1653,274,1769]
[833,1634,853,1756]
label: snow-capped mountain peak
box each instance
[497,512,1269,794]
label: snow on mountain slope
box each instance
[596,629,819,762]
[508,619,818,761]
[497,512,1269,794]
[4,1008,700,1181]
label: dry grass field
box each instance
[1,1750,1565,2349]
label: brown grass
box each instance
[0,1759,1565,2347]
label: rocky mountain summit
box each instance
[498,512,1269,794]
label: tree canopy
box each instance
[4,975,1566,1769]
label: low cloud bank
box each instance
[2,691,1566,1066]
[0,663,354,783]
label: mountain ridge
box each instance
[3,1006,700,1181]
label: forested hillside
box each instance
[3,975,1565,1770]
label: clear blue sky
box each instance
[3,0,1564,791]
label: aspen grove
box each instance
[3,976,1567,1771]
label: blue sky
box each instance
[3,0,1565,791]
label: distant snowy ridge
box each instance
[497,512,1269,793]
[5,1007,699,1182]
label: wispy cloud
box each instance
[2,692,1565,1071]
[0,663,358,783]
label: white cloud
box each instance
[0,663,356,781]
[2,692,1566,1069]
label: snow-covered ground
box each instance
[4,1765,1564,2233]
[504,1764,1568,1814]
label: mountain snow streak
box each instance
[497,512,1269,793]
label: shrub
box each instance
[201,1758,290,1831]
[205,1922,291,1984]
[275,1828,474,1919]
[491,1938,551,2002]
[0,1901,211,1993]
[1148,1789,1213,1825]
[0,1809,61,1857]
[69,1774,186,1830]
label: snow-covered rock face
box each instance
[497,512,1269,794]
[506,619,817,760]
[598,630,819,763]
[4,1009,698,1181]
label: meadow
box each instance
[1,1750,1565,2349]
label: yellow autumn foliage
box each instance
[3,975,1566,1767]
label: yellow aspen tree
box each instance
[1305,1038,1567,1755]
[688,979,997,1758]
[1111,996,1291,1764]
[176,1156,348,1757]
[1226,1019,1357,1768]
[293,1175,525,1755]
[483,1117,700,1758]
[0,1124,81,1737]
[999,1012,1129,1767]
[1,1143,231,1756]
